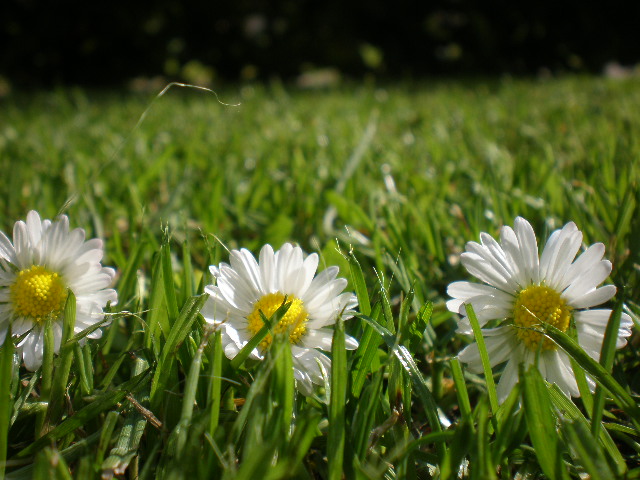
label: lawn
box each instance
[0,76,639,479]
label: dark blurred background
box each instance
[1,0,640,88]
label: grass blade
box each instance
[162,239,180,322]
[15,367,151,459]
[449,358,472,423]
[208,329,223,437]
[520,363,569,480]
[549,384,626,476]
[561,419,614,480]
[0,325,14,480]
[591,299,624,436]
[357,313,445,460]
[42,291,77,434]
[150,293,209,410]
[351,302,382,398]
[229,299,291,371]
[465,303,499,422]
[543,324,640,423]
[328,315,347,480]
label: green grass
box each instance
[0,76,639,479]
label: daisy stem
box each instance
[465,303,499,429]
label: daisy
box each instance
[0,211,117,370]
[447,217,632,402]
[202,243,358,396]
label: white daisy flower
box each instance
[447,217,632,402]
[202,243,358,396]
[0,211,118,370]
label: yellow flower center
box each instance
[513,285,572,351]
[10,265,66,323]
[246,292,308,351]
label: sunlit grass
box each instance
[0,76,639,478]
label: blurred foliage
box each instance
[2,0,640,87]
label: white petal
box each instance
[465,239,517,290]
[301,328,334,350]
[25,210,44,249]
[544,349,580,397]
[0,231,16,264]
[303,266,339,300]
[216,267,258,311]
[277,245,305,294]
[301,328,359,351]
[446,281,504,312]
[457,327,517,373]
[13,221,32,268]
[539,222,580,287]
[306,292,357,328]
[292,347,331,385]
[229,249,263,297]
[562,261,612,303]
[499,226,528,288]
[496,355,521,403]
[303,277,348,313]
[547,231,583,290]
[557,243,605,292]
[258,244,276,293]
[460,252,515,292]
[21,328,45,371]
[570,285,617,309]
[296,253,320,298]
[479,233,516,281]
[513,217,540,284]
[575,310,632,349]
[293,368,314,396]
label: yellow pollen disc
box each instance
[513,285,572,351]
[246,292,308,351]
[10,265,66,324]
